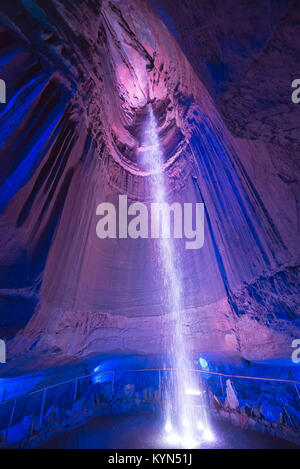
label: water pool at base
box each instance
[40,413,299,450]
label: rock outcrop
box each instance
[0,0,298,366]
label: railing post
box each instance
[73,378,78,409]
[39,389,47,426]
[5,399,16,443]
[294,382,300,401]
[219,374,224,397]
[158,370,161,399]
[111,371,115,395]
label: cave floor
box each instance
[40,413,298,449]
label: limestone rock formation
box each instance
[0,0,298,367]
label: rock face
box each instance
[225,379,239,410]
[0,0,298,365]
[204,356,300,445]
[152,0,300,150]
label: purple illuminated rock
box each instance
[0,0,297,368]
[225,379,239,410]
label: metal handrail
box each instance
[1,366,299,446]
[1,366,299,406]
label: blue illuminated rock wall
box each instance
[0,0,298,366]
[198,355,300,445]
[0,0,100,337]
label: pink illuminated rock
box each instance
[0,0,297,368]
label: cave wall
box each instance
[0,0,298,365]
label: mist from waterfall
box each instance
[141,105,213,447]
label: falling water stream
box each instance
[141,105,214,447]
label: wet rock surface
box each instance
[0,2,298,440]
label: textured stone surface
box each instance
[152,0,300,150]
[225,379,239,410]
[0,0,298,366]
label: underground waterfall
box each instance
[141,105,213,447]
[0,0,299,453]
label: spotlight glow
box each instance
[182,434,198,449]
[203,428,215,442]
[185,388,202,396]
[197,420,205,431]
[199,357,209,370]
[166,431,180,446]
[165,421,172,433]
[182,417,189,428]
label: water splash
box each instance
[141,105,213,447]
